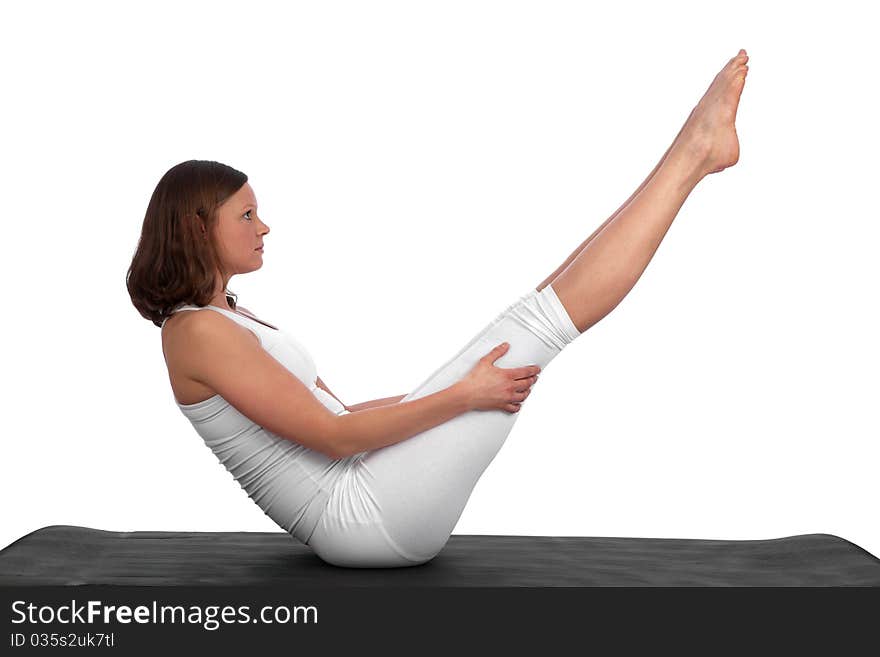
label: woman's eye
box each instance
[244,210,253,220]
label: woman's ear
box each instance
[195,213,208,241]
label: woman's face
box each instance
[211,182,270,277]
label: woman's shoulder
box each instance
[163,306,259,346]
[161,307,209,356]
[162,307,264,402]
[161,310,223,405]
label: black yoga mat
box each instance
[1,525,878,586]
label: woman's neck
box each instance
[206,286,236,311]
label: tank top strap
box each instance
[162,304,271,349]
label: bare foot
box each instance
[673,49,750,177]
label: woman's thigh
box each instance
[311,284,582,566]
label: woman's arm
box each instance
[316,376,406,412]
[334,384,471,458]
[346,394,407,413]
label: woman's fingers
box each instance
[512,365,541,379]
[513,374,538,391]
[512,388,531,402]
[508,365,541,411]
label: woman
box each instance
[127,50,749,568]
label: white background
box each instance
[2,1,878,560]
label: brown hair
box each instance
[126,160,247,327]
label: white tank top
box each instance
[162,303,356,545]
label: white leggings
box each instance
[307,283,583,567]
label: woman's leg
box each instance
[309,284,581,567]
[535,105,698,294]
[550,51,748,332]
[308,50,749,568]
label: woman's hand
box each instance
[460,342,541,413]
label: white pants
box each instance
[307,283,582,567]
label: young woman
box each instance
[127,50,749,568]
